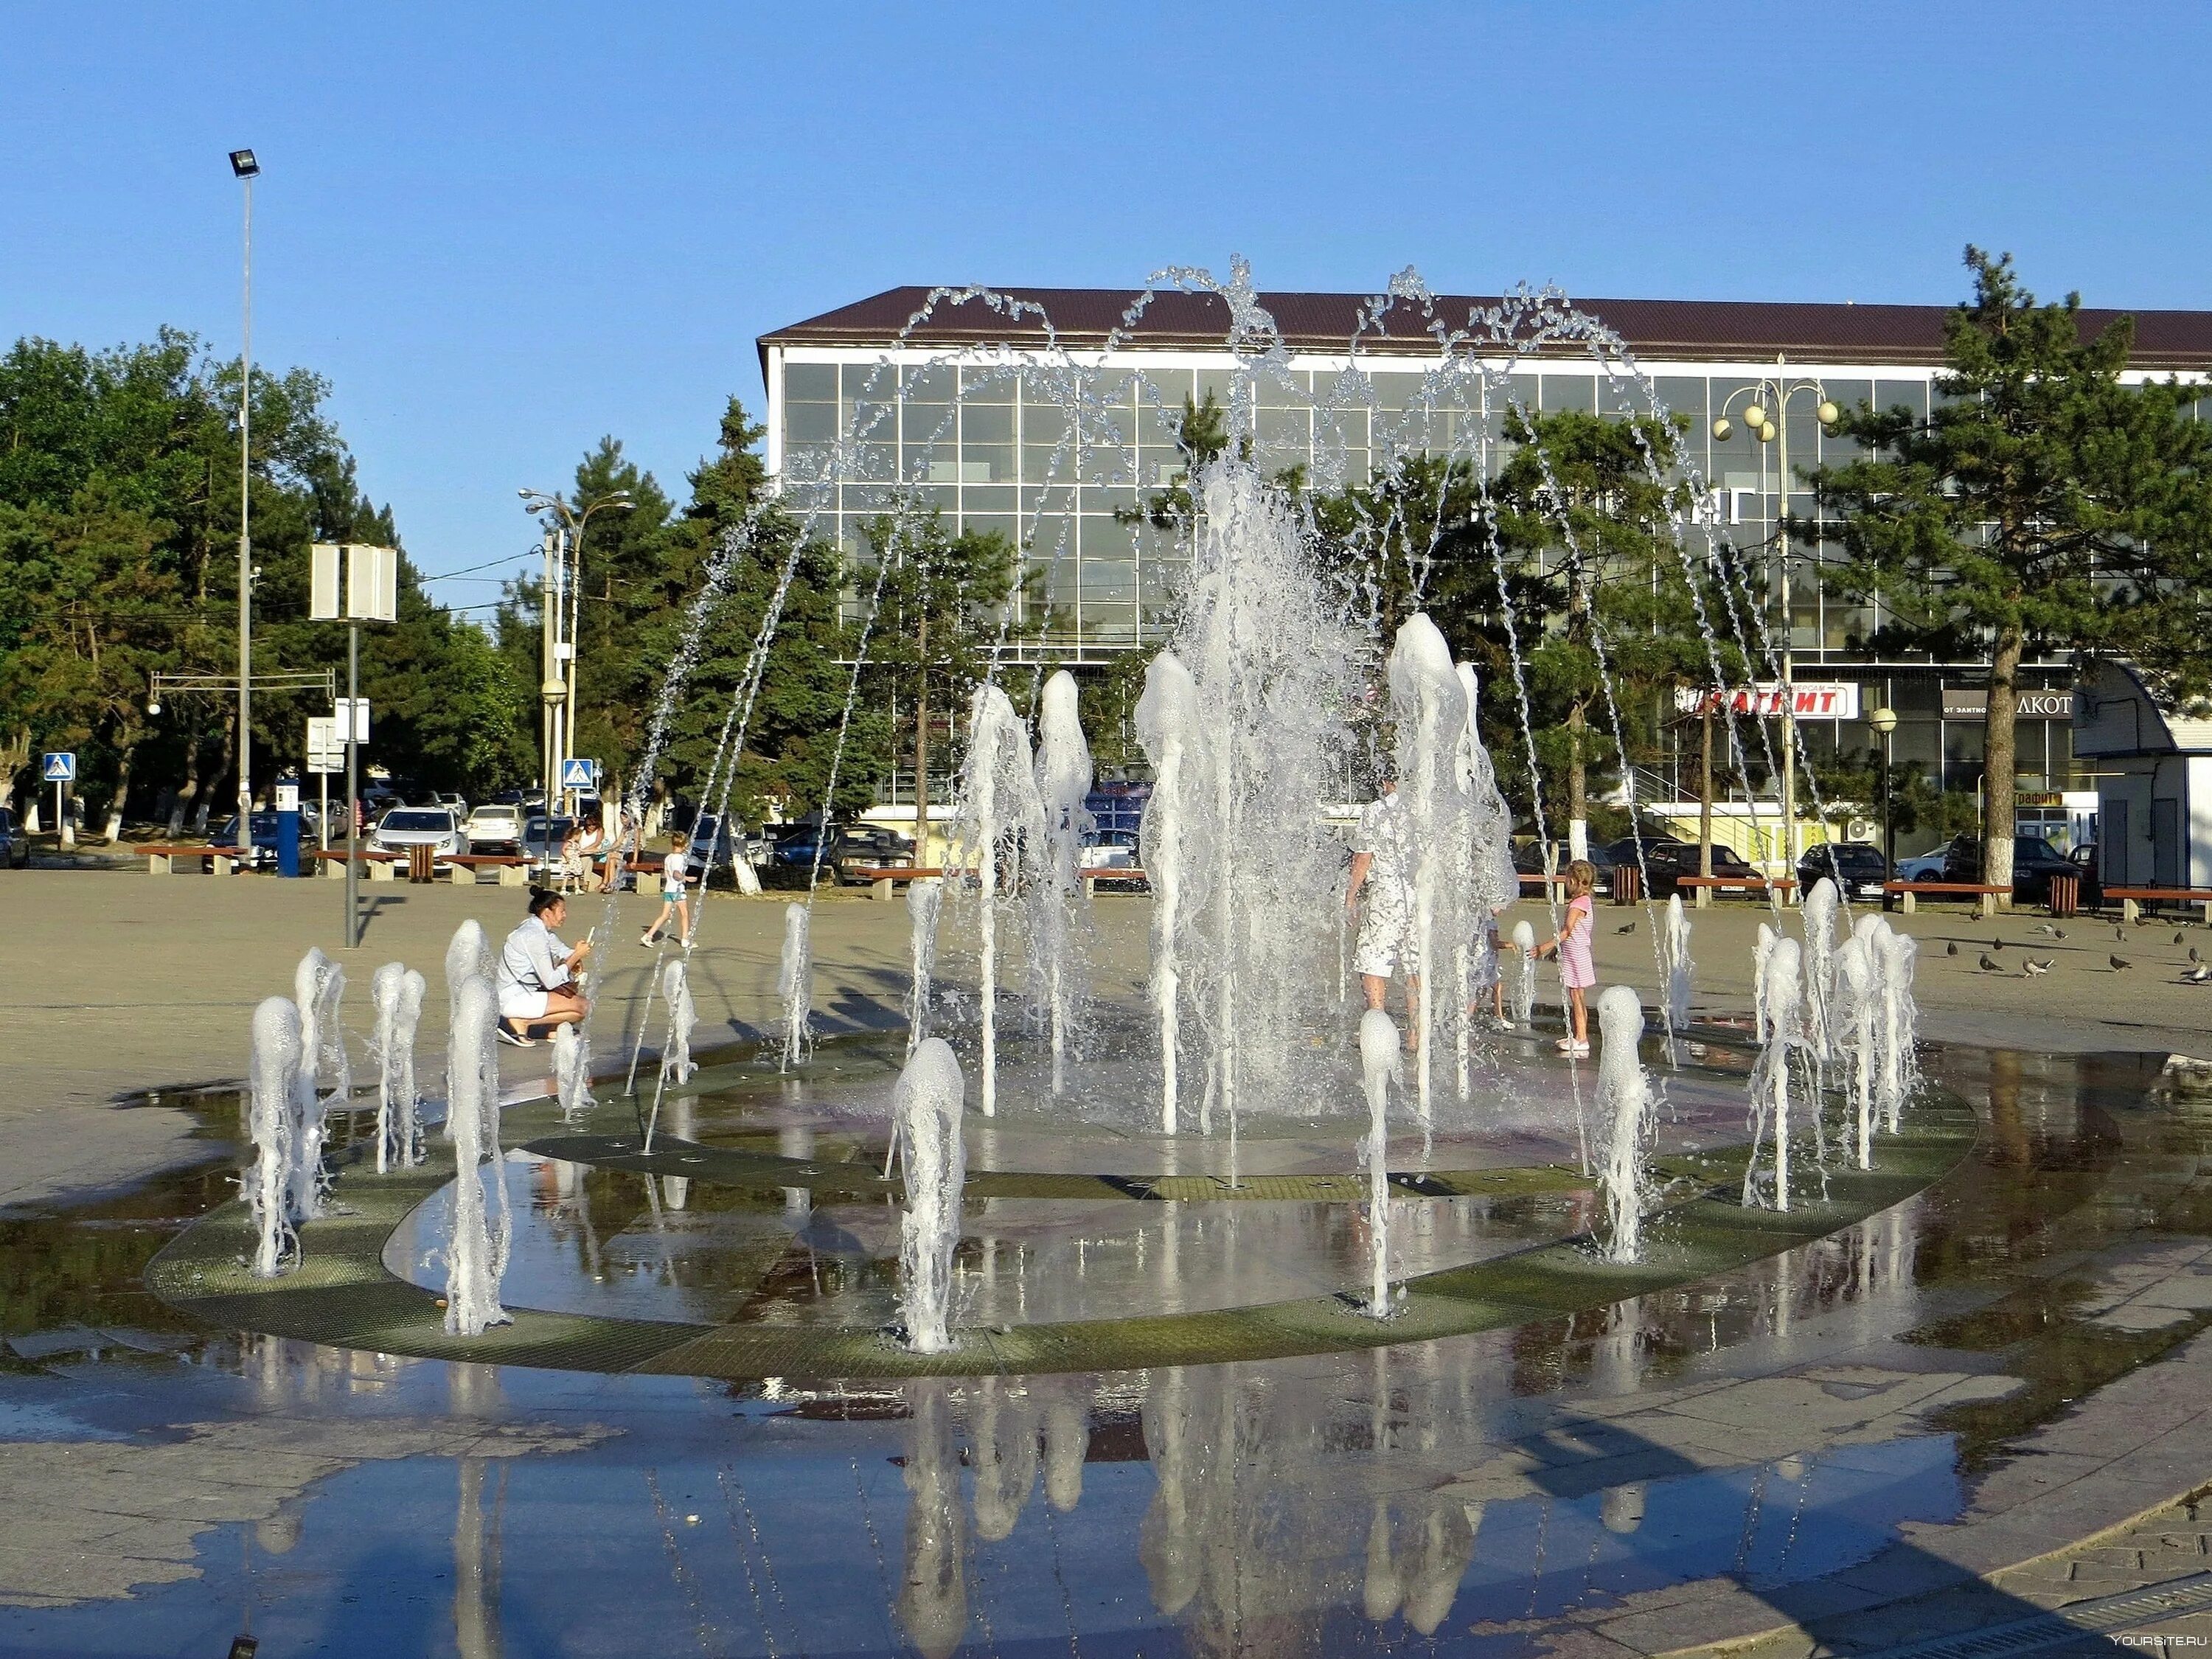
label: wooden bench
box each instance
[2105,886,2212,925]
[849,864,943,900]
[445,853,532,887]
[1658,874,1799,908]
[1883,879,2011,919]
[143,844,250,876]
[313,848,406,883]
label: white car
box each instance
[372,807,470,861]
[1894,848,1949,880]
[463,803,524,854]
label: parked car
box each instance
[2069,842,2104,907]
[215,812,285,869]
[1798,841,1890,902]
[0,806,28,868]
[521,813,573,869]
[371,807,470,862]
[463,803,524,855]
[1079,827,1147,890]
[835,827,917,884]
[1895,846,1950,881]
[1941,832,2079,904]
[1618,838,1762,895]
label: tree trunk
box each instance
[914,611,931,867]
[1566,698,1588,861]
[1983,626,2024,897]
[104,728,139,842]
[202,709,237,835]
[169,725,204,836]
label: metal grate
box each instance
[1860,1570,2212,1658]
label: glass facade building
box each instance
[759,288,2212,795]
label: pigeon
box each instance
[1989,938,2005,951]
[2025,957,2053,975]
[1946,941,1961,957]
[1978,953,2003,972]
[2118,926,2130,942]
[2178,933,2189,947]
[2188,965,2212,984]
[2191,947,2201,964]
[2031,922,2063,937]
[1615,921,1636,934]
[2112,954,2133,971]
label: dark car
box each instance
[834,827,917,884]
[215,812,287,869]
[1941,833,2078,903]
[1512,839,1617,897]
[0,806,27,868]
[1798,841,1890,902]
[1599,837,1758,896]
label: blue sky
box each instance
[6,1,2209,599]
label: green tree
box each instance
[1815,248,2212,888]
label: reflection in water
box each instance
[897,1381,967,1659]
[454,1455,505,1659]
[971,1377,1038,1543]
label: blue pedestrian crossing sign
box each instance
[560,758,599,791]
[42,752,74,783]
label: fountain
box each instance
[443,976,511,1336]
[1877,925,1921,1133]
[1387,613,1474,1124]
[953,683,1043,1118]
[1596,986,1655,1262]
[552,1023,591,1122]
[246,996,302,1278]
[660,958,696,1088]
[893,1037,966,1354]
[905,877,943,1058]
[1032,669,1093,1096]
[776,901,812,1071]
[1453,660,1520,1086]
[288,948,345,1221]
[1663,894,1695,1036]
[897,1381,967,1659]
[1833,933,1877,1167]
[1801,876,1839,1060]
[444,919,494,1137]
[369,963,427,1173]
[1133,650,1200,1132]
[1357,1009,1399,1315]
[1510,919,1537,1029]
[1747,935,1805,1211]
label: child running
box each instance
[639,830,694,949]
[1532,858,1597,1057]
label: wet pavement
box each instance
[3,1036,2211,1653]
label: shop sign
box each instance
[1941,688,2074,720]
[1674,682,1862,720]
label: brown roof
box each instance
[760,286,2212,375]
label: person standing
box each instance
[1532,859,1597,1057]
[1346,776,1421,1040]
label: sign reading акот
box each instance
[1940,687,2075,720]
[1674,683,1862,720]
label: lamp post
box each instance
[1712,358,1840,879]
[519,488,635,817]
[1870,704,1899,900]
[229,148,260,831]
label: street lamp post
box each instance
[1871,704,1899,904]
[519,488,634,817]
[1712,358,1841,880]
[229,148,260,832]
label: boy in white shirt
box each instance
[640,830,694,948]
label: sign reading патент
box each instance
[1674,683,1862,720]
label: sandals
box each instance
[496,1019,536,1049]
[1555,1037,1590,1057]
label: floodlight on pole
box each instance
[229,150,260,178]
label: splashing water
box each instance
[1032,669,1094,1096]
[1134,650,1200,1133]
[1596,986,1655,1263]
[659,958,697,1088]
[1877,924,1921,1133]
[444,919,494,1135]
[1833,934,1878,1168]
[953,683,1043,1119]
[288,949,345,1222]
[369,963,427,1172]
[893,1038,966,1354]
[552,1023,592,1123]
[1357,1009,1399,1316]
[776,902,811,1071]
[1388,613,1475,1124]
[1663,894,1695,1036]
[246,996,302,1278]
[443,976,511,1336]
[905,877,942,1058]
[1753,921,1778,1042]
[1510,920,1537,1029]
[1747,935,1805,1212]
[1801,877,1839,1062]
[1453,661,1520,1091]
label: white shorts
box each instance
[498,986,550,1022]
[1355,886,1419,978]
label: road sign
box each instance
[312,543,398,624]
[307,717,344,774]
[42,752,74,782]
[560,757,599,791]
[333,698,370,742]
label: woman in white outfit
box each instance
[494,888,594,1047]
